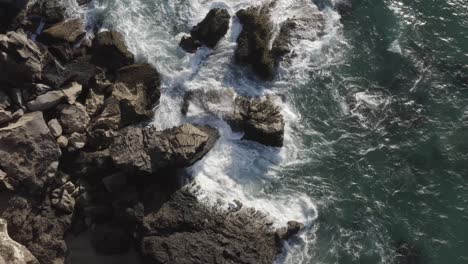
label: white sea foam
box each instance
[78,0,344,262]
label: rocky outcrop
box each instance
[183,89,285,147]
[179,8,231,53]
[235,3,324,80]
[0,30,43,84]
[228,96,285,147]
[110,124,219,174]
[0,218,39,264]
[93,31,134,71]
[0,112,61,193]
[141,189,281,264]
[235,6,275,80]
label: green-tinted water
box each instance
[286,0,468,263]
[86,0,468,263]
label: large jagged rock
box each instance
[183,89,285,147]
[0,30,43,84]
[87,64,161,149]
[110,124,219,174]
[228,96,285,147]
[0,218,39,264]
[93,31,134,71]
[271,2,325,58]
[39,18,86,44]
[179,8,230,53]
[1,196,72,264]
[141,189,281,264]
[235,6,275,80]
[0,112,61,193]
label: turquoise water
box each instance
[79,0,468,263]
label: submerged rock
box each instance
[110,124,219,174]
[0,218,39,264]
[93,31,134,71]
[141,189,280,264]
[0,112,61,193]
[179,8,231,52]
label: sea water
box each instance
[68,0,468,263]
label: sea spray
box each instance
[75,0,344,262]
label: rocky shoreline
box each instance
[0,1,312,263]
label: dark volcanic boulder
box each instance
[0,218,39,264]
[235,6,275,80]
[110,124,219,174]
[0,30,43,84]
[93,31,134,71]
[141,189,280,264]
[228,96,284,147]
[179,8,230,53]
[1,196,72,264]
[0,112,61,193]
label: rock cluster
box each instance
[0,3,308,264]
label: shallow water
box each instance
[72,0,468,263]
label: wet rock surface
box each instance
[183,89,285,147]
[179,8,231,52]
[141,189,281,264]
[228,96,285,147]
[235,6,276,80]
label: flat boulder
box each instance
[93,31,134,71]
[28,0,66,24]
[0,112,61,193]
[179,8,230,53]
[110,124,219,174]
[0,30,43,84]
[39,18,86,44]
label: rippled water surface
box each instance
[74,0,468,263]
